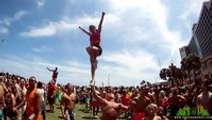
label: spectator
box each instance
[37,81,46,120]
[196,79,212,115]
[144,103,161,120]
[60,83,77,120]
[25,76,42,120]
[91,82,129,120]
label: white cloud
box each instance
[179,0,207,30]
[36,0,45,9]
[89,0,195,84]
[19,12,122,38]
[184,0,206,15]
[102,0,184,51]
[0,49,161,86]
[0,10,28,35]
[0,27,8,34]
[20,23,56,37]
[20,20,77,37]
[102,50,158,71]
[0,54,91,85]
[97,50,161,85]
[32,46,53,53]
[0,10,28,26]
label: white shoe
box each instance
[90,79,94,85]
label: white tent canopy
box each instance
[154,79,168,84]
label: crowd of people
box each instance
[77,74,212,120]
[0,71,212,120]
[0,67,60,120]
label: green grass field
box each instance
[46,103,97,120]
[46,103,130,120]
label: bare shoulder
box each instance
[62,93,68,99]
[10,93,15,99]
[209,92,212,96]
[72,93,77,97]
[162,116,169,120]
[0,85,3,92]
[71,93,77,100]
[35,90,41,97]
[197,93,202,98]
[145,96,152,103]
[154,116,162,120]
[132,96,139,101]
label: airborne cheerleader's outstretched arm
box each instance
[79,26,91,36]
[98,12,105,33]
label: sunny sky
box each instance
[0,0,207,86]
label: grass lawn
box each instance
[46,103,100,120]
[46,103,130,120]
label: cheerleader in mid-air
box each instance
[79,12,105,83]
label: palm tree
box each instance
[159,68,167,80]
[159,63,180,86]
[180,54,201,82]
[168,63,180,85]
[188,54,201,81]
[176,67,187,84]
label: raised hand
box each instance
[90,80,96,88]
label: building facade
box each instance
[179,0,212,75]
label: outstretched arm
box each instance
[46,67,53,72]
[91,82,106,104]
[98,12,105,33]
[79,26,90,36]
[119,103,129,111]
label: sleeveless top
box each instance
[90,31,100,47]
[26,88,42,120]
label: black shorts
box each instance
[96,46,102,56]
[4,108,18,119]
[48,95,56,105]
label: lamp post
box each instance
[108,74,110,86]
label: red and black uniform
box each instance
[90,31,102,56]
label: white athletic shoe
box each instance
[90,79,94,85]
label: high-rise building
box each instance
[194,1,212,58]
[179,0,212,75]
[195,1,212,75]
[179,46,189,59]
[179,24,201,59]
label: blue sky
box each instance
[0,0,206,86]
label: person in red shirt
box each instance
[26,76,42,120]
[47,80,56,113]
[79,12,105,83]
[121,90,131,118]
[158,90,168,114]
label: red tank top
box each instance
[48,82,56,96]
[160,99,168,108]
[121,95,130,106]
[26,88,42,120]
[90,31,100,47]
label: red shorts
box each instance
[133,112,145,120]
